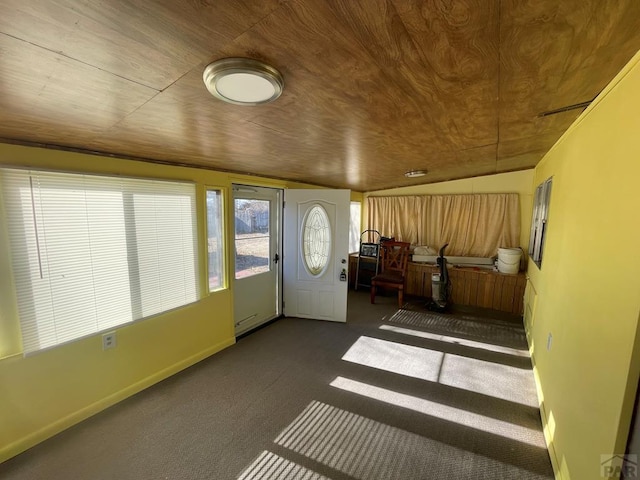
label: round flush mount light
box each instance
[404,170,427,178]
[203,58,284,106]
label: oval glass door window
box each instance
[302,204,331,276]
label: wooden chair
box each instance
[370,241,411,308]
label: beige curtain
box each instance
[367,194,520,257]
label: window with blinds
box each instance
[0,168,200,354]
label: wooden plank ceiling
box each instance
[1,0,639,191]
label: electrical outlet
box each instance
[102,332,117,350]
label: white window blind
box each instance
[0,168,199,354]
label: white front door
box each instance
[283,189,350,322]
[233,185,282,335]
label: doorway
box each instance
[232,185,282,336]
[283,189,350,323]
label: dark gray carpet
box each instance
[0,291,554,479]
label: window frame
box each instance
[349,201,362,254]
[206,186,226,292]
[528,177,553,268]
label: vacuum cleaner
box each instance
[428,243,450,312]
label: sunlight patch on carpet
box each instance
[380,324,530,357]
[342,336,538,407]
[330,377,546,448]
[273,400,550,480]
[237,451,330,480]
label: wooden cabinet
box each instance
[350,256,525,315]
[406,262,437,297]
[404,261,526,316]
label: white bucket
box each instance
[497,247,522,274]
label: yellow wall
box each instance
[350,191,364,203]
[0,143,339,462]
[365,169,535,253]
[525,51,640,479]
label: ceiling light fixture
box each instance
[203,58,284,106]
[404,170,427,178]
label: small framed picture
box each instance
[360,243,379,257]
